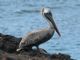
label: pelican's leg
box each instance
[36,45,41,53]
[36,46,48,54]
[36,46,39,50]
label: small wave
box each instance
[75,4,80,7]
[0,16,3,18]
[54,48,68,51]
[23,4,36,7]
[15,9,40,14]
[76,43,80,46]
[46,6,62,10]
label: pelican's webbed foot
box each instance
[36,46,48,54]
[38,48,48,54]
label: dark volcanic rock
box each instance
[0,33,74,60]
[0,50,74,60]
[0,33,22,53]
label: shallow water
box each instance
[0,0,80,59]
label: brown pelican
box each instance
[16,8,61,52]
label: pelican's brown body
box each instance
[19,29,54,49]
[17,8,61,52]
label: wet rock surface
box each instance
[0,33,74,60]
[0,33,22,53]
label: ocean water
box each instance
[0,0,80,59]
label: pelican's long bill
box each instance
[45,13,61,37]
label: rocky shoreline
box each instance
[0,33,74,60]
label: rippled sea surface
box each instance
[0,0,80,59]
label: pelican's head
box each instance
[41,8,50,15]
[41,8,61,36]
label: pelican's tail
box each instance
[16,48,22,52]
